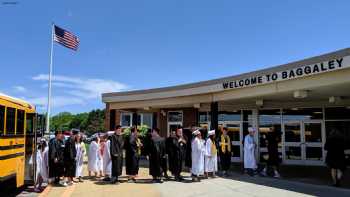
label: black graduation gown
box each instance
[219,135,232,171]
[110,134,124,178]
[48,138,65,178]
[325,135,346,170]
[64,137,77,177]
[168,137,187,177]
[166,137,176,174]
[125,135,140,175]
[267,133,280,166]
[148,136,165,178]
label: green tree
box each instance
[49,109,106,135]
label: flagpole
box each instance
[46,23,54,134]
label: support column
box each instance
[210,102,218,133]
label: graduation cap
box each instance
[208,130,215,136]
[192,129,200,135]
[71,128,80,135]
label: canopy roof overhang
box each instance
[102,48,350,110]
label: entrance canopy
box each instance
[102,48,350,110]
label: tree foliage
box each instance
[50,109,105,136]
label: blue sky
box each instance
[1,0,350,115]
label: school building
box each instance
[102,48,350,166]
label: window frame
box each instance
[16,109,25,134]
[120,112,133,127]
[0,105,4,135]
[5,107,16,135]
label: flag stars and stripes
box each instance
[53,25,79,51]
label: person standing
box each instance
[147,128,166,183]
[191,130,205,182]
[64,130,78,185]
[166,130,177,177]
[261,127,281,178]
[244,127,257,176]
[205,130,218,178]
[125,127,143,183]
[48,130,65,185]
[41,139,49,184]
[97,136,104,178]
[75,132,85,182]
[34,140,48,192]
[172,127,187,181]
[219,127,231,176]
[110,125,124,184]
[88,136,101,178]
[102,134,112,181]
[325,129,346,187]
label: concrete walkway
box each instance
[32,167,350,197]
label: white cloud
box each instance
[25,96,86,109]
[33,74,128,99]
[13,86,27,93]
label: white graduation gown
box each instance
[191,137,205,176]
[244,134,257,169]
[35,150,42,180]
[103,140,112,176]
[75,143,84,177]
[41,147,49,182]
[88,141,99,172]
[97,143,103,172]
[204,138,218,172]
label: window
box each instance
[6,107,16,134]
[168,111,183,122]
[26,113,34,134]
[16,110,25,134]
[199,112,211,123]
[325,107,350,120]
[0,105,4,135]
[282,108,323,121]
[141,113,153,127]
[218,111,241,121]
[121,113,132,127]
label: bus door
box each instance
[24,113,35,184]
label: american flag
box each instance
[53,25,79,51]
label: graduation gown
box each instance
[191,137,205,176]
[64,137,77,177]
[48,138,65,178]
[88,141,100,172]
[244,134,257,169]
[168,137,187,176]
[166,136,176,174]
[205,138,218,172]
[103,140,112,176]
[148,136,165,177]
[41,147,49,182]
[35,150,43,180]
[75,142,85,177]
[125,135,141,175]
[97,142,104,172]
[110,134,124,177]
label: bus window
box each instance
[17,109,25,134]
[26,113,34,134]
[0,105,4,135]
[6,107,16,134]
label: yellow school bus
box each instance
[0,94,40,188]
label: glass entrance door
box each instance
[283,121,324,165]
[219,121,242,162]
[303,121,324,165]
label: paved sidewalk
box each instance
[15,159,350,197]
